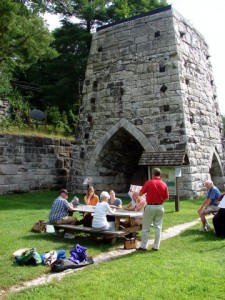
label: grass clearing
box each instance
[1,192,224,299]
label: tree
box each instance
[107,0,168,21]
[0,0,57,95]
[5,0,169,135]
[13,21,91,134]
[40,21,91,111]
[68,0,111,32]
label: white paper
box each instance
[128,185,146,202]
[83,177,93,185]
[218,196,225,208]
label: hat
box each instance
[59,189,69,195]
[13,248,32,257]
[100,191,110,200]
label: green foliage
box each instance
[45,106,74,136]
[10,22,90,136]
[69,0,112,32]
[0,0,57,65]
[0,0,57,95]
[1,0,169,137]
[0,89,29,130]
[18,0,73,14]
[107,0,168,21]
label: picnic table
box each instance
[53,204,143,244]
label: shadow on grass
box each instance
[21,232,124,250]
[179,227,222,242]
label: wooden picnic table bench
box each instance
[53,224,127,244]
[51,205,143,244]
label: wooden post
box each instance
[175,177,180,211]
[148,166,151,179]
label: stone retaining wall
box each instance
[0,134,73,195]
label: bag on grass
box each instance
[15,248,42,266]
[124,237,137,249]
[51,257,94,273]
[41,250,66,265]
[69,244,87,264]
[31,220,47,233]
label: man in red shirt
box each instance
[137,168,169,251]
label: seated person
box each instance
[48,189,77,239]
[213,193,225,238]
[107,189,122,222]
[78,186,99,226]
[84,186,99,205]
[198,180,220,231]
[92,191,116,230]
[122,191,146,227]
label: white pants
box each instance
[140,204,164,250]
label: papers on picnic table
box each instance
[218,195,225,208]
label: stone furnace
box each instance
[68,5,225,198]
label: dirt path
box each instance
[0,219,201,298]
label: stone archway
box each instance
[86,119,154,192]
[87,118,154,170]
[209,149,224,190]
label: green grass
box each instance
[0,128,74,140]
[1,192,225,299]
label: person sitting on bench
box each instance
[77,186,99,227]
[92,191,116,230]
[107,189,122,222]
[198,180,220,232]
[48,189,77,239]
[122,191,146,227]
[213,192,225,238]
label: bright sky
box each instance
[45,1,225,115]
[169,0,225,115]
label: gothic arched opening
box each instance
[209,152,224,190]
[95,128,147,193]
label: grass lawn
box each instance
[1,191,225,299]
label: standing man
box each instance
[198,180,220,231]
[137,168,169,251]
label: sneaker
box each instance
[136,247,147,251]
[205,224,211,230]
[152,247,159,251]
[64,233,75,239]
[199,227,206,232]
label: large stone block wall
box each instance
[173,9,225,196]
[0,134,73,195]
[68,5,225,198]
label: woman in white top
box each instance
[92,191,116,230]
